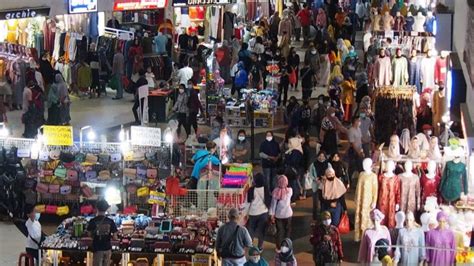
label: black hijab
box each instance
[314,151,329,178]
[247,173,271,208]
[279,238,296,263]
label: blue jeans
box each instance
[262,167,277,192]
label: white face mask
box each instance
[179,89,185,93]
[281,246,290,253]
[323,219,332,226]
[311,50,317,54]
[318,99,324,104]
[330,113,336,117]
[238,136,245,141]
[266,136,273,142]
[427,130,432,135]
[249,256,260,263]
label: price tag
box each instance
[43,126,73,146]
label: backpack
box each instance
[316,239,338,264]
[95,217,111,240]
[234,69,248,87]
[219,226,241,258]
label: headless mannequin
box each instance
[382,11,394,31]
[405,11,415,31]
[372,10,382,31]
[395,211,405,229]
[387,134,401,159]
[385,160,396,178]
[408,137,421,159]
[425,11,436,34]
[393,11,405,31]
[426,160,437,179]
[429,137,442,160]
[414,12,426,32]
[400,160,421,212]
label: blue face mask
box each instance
[35,213,41,221]
[360,113,366,118]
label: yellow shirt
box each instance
[341,80,356,104]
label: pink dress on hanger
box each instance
[358,226,391,263]
[434,56,447,84]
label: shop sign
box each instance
[0,7,50,20]
[43,126,74,146]
[130,126,161,147]
[114,0,167,10]
[173,0,232,6]
[69,0,98,14]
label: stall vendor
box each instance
[188,141,221,189]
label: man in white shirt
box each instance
[25,205,42,264]
[176,64,194,86]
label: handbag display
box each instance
[338,212,350,234]
[110,153,122,162]
[146,169,158,179]
[39,151,50,161]
[137,186,150,197]
[49,184,60,194]
[54,166,67,179]
[36,183,49,194]
[67,169,78,182]
[123,205,138,215]
[85,170,97,180]
[81,185,94,198]
[17,148,31,158]
[80,204,95,215]
[75,153,85,163]
[133,152,145,161]
[98,170,111,181]
[45,205,58,214]
[98,154,110,165]
[124,168,137,179]
[136,166,147,179]
[56,205,70,216]
[85,154,98,164]
[60,185,72,195]
[59,152,75,163]
[36,204,46,213]
[126,184,138,194]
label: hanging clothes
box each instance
[432,89,447,135]
[399,173,421,214]
[420,172,441,205]
[394,227,426,265]
[425,228,455,266]
[413,14,426,32]
[420,56,436,90]
[392,56,409,87]
[354,171,378,242]
[425,15,436,34]
[409,56,423,93]
[377,174,401,228]
[440,161,467,203]
[434,56,447,85]
[393,15,405,31]
[373,56,392,88]
[358,226,391,263]
[405,15,415,31]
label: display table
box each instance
[224,105,274,128]
[148,89,174,123]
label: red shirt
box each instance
[297,9,312,27]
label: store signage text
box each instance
[43,126,74,146]
[173,0,232,6]
[130,126,161,147]
[69,0,98,14]
[0,8,50,20]
[114,0,167,10]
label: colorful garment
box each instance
[377,174,401,228]
[434,57,447,84]
[399,173,421,214]
[394,227,426,265]
[358,226,391,263]
[310,224,343,265]
[355,171,378,242]
[440,161,467,202]
[392,56,409,87]
[425,228,455,265]
[374,56,392,88]
[420,172,440,205]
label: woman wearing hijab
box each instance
[275,238,297,265]
[320,107,347,156]
[308,150,330,219]
[284,137,304,202]
[46,74,61,125]
[244,247,269,266]
[330,152,350,188]
[244,173,271,251]
[320,168,347,226]
[270,175,293,251]
[55,73,71,125]
[310,211,344,265]
[39,53,55,87]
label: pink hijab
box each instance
[272,175,290,200]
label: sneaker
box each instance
[291,202,297,207]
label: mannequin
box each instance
[425,11,437,35]
[372,10,382,31]
[387,134,401,159]
[377,160,401,228]
[399,160,421,213]
[420,196,439,232]
[354,158,379,242]
[435,51,448,85]
[393,11,405,31]
[448,215,466,251]
[394,211,426,265]
[428,137,442,160]
[408,49,423,93]
[413,11,426,32]
[391,48,409,86]
[390,211,405,243]
[407,136,421,159]
[440,157,468,203]
[358,209,391,263]
[432,82,447,136]
[425,211,456,265]
[421,49,437,90]
[421,160,441,205]
[405,11,415,31]
[374,48,392,88]
[382,11,394,31]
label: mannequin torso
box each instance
[414,12,426,32]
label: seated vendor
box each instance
[232,129,251,163]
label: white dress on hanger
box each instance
[420,56,436,90]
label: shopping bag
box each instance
[304,172,313,190]
[289,67,297,84]
[60,185,72,195]
[54,166,67,179]
[56,205,70,216]
[338,212,350,234]
[266,223,277,236]
[67,169,78,182]
[108,75,119,90]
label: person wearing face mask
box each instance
[320,167,347,226]
[359,107,374,158]
[310,211,344,265]
[308,150,331,219]
[259,131,281,192]
[320,107,347,156]
[275,238,297,265]
[173,84,190,139]
[232,129,251,163]
[244,247,269,266]
[300,61,315,100]
[24,205,42,264]
[288,47,300,91]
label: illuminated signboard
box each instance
[114,0,167,10]
[172,0,232,6]
[0,7,50,20]
[69,0,98,14]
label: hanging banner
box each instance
[114,0,167,10]
[172,0,232,6]
[43,126,74,146]
[131,126,161,147]
[0,7,50,20]
[69,0,98,14]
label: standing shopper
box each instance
[244,173,271,251]
[347,116,364,179]
[47,75,61,125]
[188,84,203,135]
[320,168,347,226]
[216,208,253,266]
[275,238,297,266]
[259,131,281,192]
[300,61,314,100]
[56,74,71,125]
[87,200,118,266]
[270,175,293,251]
[288,48,300,91]
[112,47,125,100]
[297,4,312,47]
[308,151,331,219]
[310,211,344,265]
[25,205,41,265]
[189,141,220,189]
[173,84,190,139]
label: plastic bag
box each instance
[338,212,350,234]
